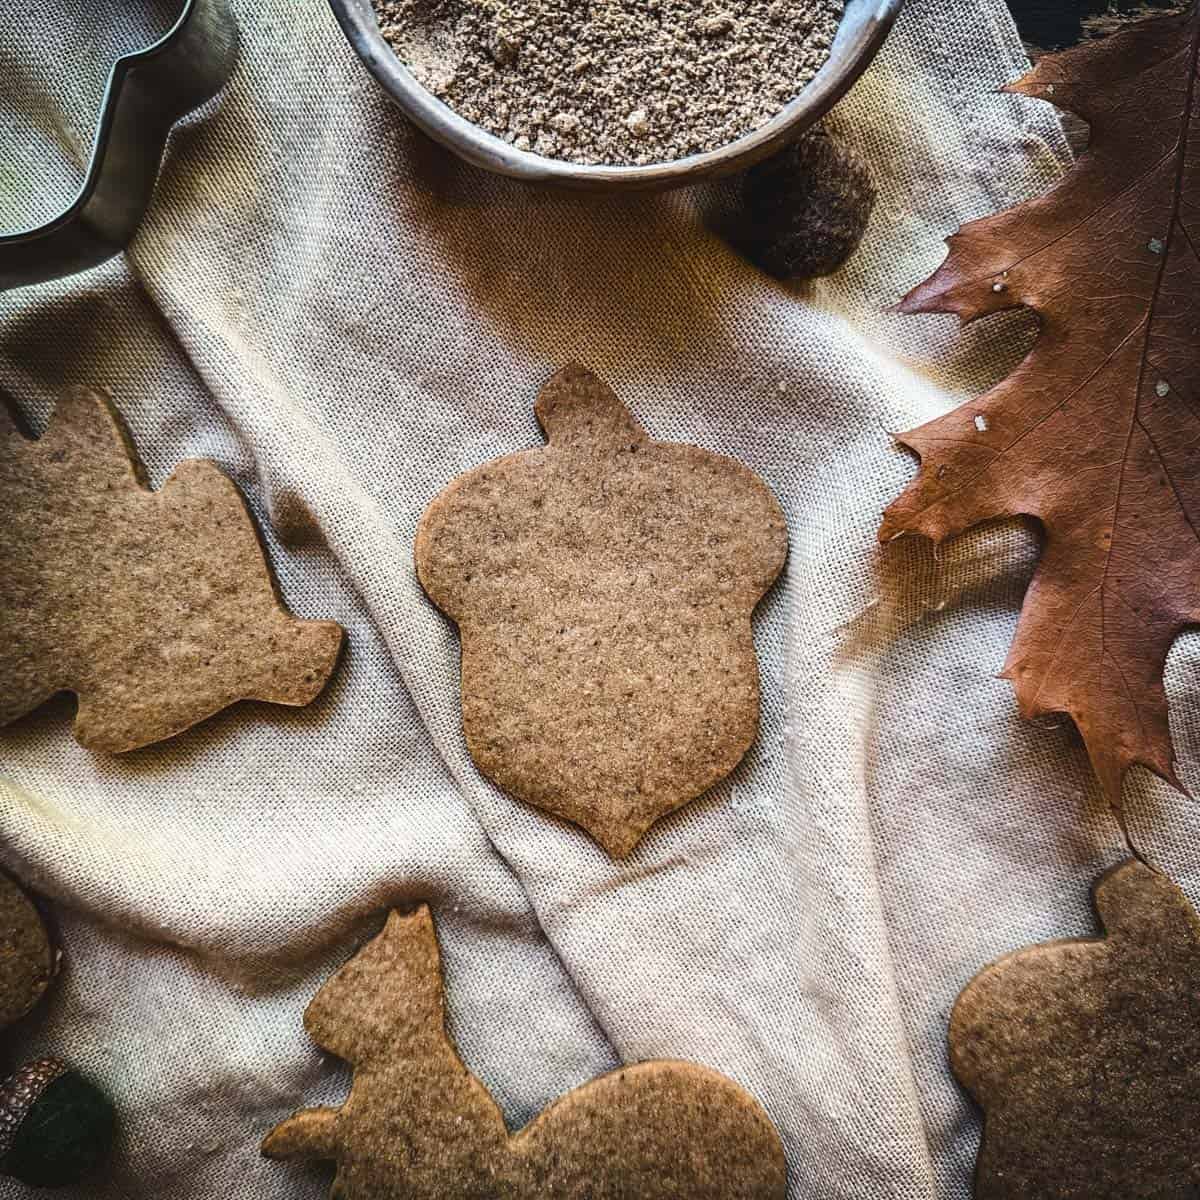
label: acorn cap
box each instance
[0,1058,116,1188]
[741,127,876,280]
[0,874,54,1030]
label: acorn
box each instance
[739,126,876,280]
[0,1058,116,1188]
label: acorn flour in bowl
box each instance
[328,0,903,189]
[373,0,843,166]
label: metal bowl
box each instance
[328,0,904,191]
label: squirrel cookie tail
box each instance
[262,1107,339,1162]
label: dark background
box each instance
[1005,0,1186,48]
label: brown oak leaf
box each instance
[880,8,1200,802]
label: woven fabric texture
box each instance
[2,2,1196,1198]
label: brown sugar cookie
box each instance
[263,906,787,1199]
[950,859,1200,1199]
[0,387,344,752]
[0,873,53,1031]
[415,365,788,856]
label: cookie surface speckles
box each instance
[263,906,787,1199]
[415,365,788,856]
[0,387,344,752]
[0,873,52,1030]
[951,859,1200,1199]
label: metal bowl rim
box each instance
[327,0,905,190]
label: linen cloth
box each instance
[1,1,1194,1197]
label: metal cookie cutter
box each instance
[0,0,238,292]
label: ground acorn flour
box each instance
[373,0,844,165]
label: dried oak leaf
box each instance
[880,9,1200,801]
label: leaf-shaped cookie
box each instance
[951,859,1200,1198]
[415,365,788,856]
[881,9,1200,804]
[0,387,344,751]
[262,905,788,1199]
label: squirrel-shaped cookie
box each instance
[415,365,788,856]
[0,387,344,751]
[263,906,787,1199]
[951,860,1200,1198]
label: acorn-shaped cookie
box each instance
[0,871,117,1188]
[415,365,789,856]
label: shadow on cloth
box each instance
[381,120,761,379]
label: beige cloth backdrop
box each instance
[2,1,1197,1197]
